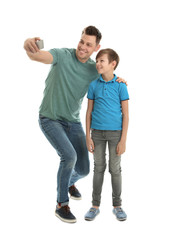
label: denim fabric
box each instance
[39,116,89,206]
[91,129,122,207]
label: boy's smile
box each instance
[96,53,117,82]
[96,54,115,75]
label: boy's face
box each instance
[76,33,100,63]
[96,54,115,74]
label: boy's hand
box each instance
[116,77,128,86]
[86,137,95,153]
[116,141,126,156]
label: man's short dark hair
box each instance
[82,26,102,45]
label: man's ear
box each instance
[95,44,101,52]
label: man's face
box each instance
[76,33,100,63]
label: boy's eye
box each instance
[96,60,104,63]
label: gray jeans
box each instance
[91,129,122,207]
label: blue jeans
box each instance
[39,116,89,206]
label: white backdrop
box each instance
[1,0,169,239]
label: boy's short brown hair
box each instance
[82,26,102,45]
[96,48,120,70]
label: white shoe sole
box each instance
[55,211,77,223]
[70,195,82,200]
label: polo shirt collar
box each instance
[99,74,117,83]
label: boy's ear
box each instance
[112,60,117,68]
[95,44,101,52]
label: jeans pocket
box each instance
[91,129,102,139]
[39,115,51,131]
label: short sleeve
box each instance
[49,48,75,65]
[119,83,129,101]
[48,49,59,65]
[87,82,95,100]
[49,48,67,65]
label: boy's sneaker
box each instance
[85,208,100,221]
[55,205,76,223]
[69,185,82,200]
[113,207,127,221]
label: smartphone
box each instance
[36,40,44,49]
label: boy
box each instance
[85,48,129,221]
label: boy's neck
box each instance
[101,72,115,82]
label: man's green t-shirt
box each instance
[39,48,99,122]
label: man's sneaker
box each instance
[55,205,76,223]
[85,207,100,221]
[69,185,82,200]
[113,207,127,221]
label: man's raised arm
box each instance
[23,37,53,64]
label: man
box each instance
[24,26,126,223]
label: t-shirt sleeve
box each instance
[48,48,65,65]
[87,82,95,100]
[119,83,129,101]
[48,49,59,65]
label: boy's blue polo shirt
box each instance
[87,74,129,130]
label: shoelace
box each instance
[115,208,123,213]
[90,208,97,212]
[69,185,77,193]
[62,205,70,213]
[71,185,76,190]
